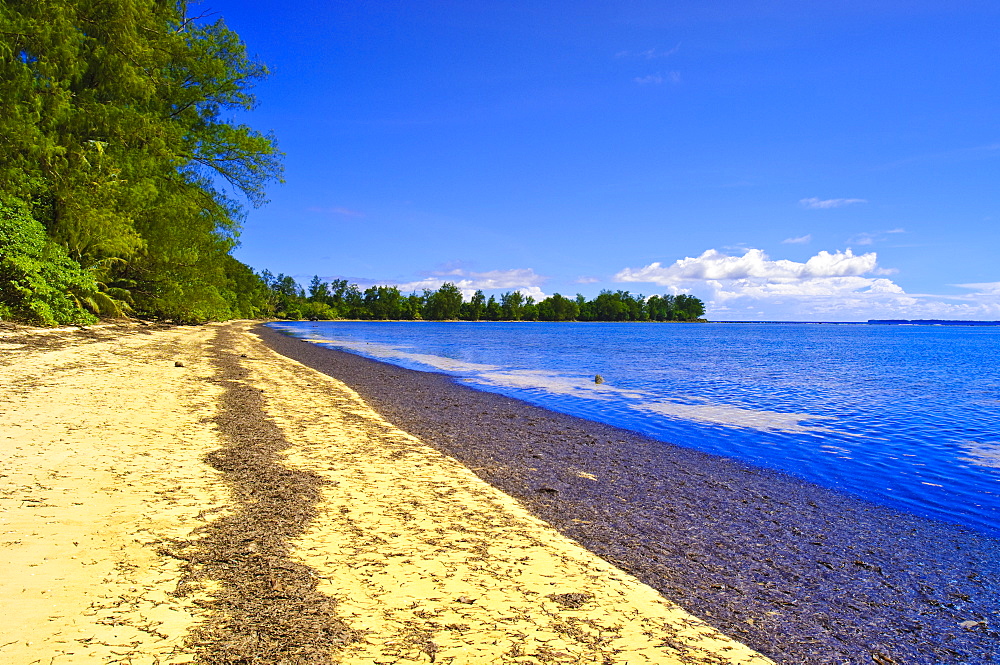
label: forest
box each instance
[0,2,705,326]
[0,0,281,325]
[261,273,706,322]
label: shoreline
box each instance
[2,321,772,664]
[256,323,1000,664]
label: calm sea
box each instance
[269,321,1000,537]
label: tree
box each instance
[0,0,282,322]
[500,291,525,321]
[537,293,578,321]
[464,289,486,321]
[646,294,675,321]
[674,293,705,321]
[485,295,500,321]
[592,290,626,321]
[343,284,364,318]
[423,282,463,320]
[308,276,330,302]
[404,292,424,320]
[364,285,403,320]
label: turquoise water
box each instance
[270,321,1000,537]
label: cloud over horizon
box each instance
[615,248,879,286]
[614,248,1000,321]
[344,268,548,300]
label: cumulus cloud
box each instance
[800,197,867,209]
[782,234,812,244]
[615,248,877,285]
[615,248,1000,321]
[517,286,549,301]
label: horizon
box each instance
[202,1,999,322]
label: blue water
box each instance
[270,321,1000,537]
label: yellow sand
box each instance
[0,321,773,664]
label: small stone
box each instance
[594,374,604,384]
[959,620,985,630]
[455,596,476,604]
[174,361,184,367]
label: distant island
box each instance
[868,319,1000,326]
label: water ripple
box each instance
[271,321,1000,537]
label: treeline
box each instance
[263,273,706,322]
[0,1,281,325]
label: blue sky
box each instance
[206,0,999,321]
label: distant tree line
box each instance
[262,273,706,322]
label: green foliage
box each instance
[462,289,486,321]
[423,282,463,320]
[500,291,525,321]
[0,0,282,323]
[0,198,97,325]
[257,275,706,323]
[536,293,579,321]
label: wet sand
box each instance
[256,323,1000,665]
[1,321,771,664]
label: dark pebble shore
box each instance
[256,324,1000,665]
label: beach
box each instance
[1,320,772,664]
[257,323,1000,664]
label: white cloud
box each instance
[361,268,547,300]
[954,282,1000,296]
[517,286,549,301]
[782,234,812,244]
[615,248,877,285]
[575,276,600,284]
[800,197,867,209]
[616,248,1000,321]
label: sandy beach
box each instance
[1,321,772,664]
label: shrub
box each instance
[0,198,99,325]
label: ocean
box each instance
[269,320,1000,538]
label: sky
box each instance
[202,0,1000,321]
